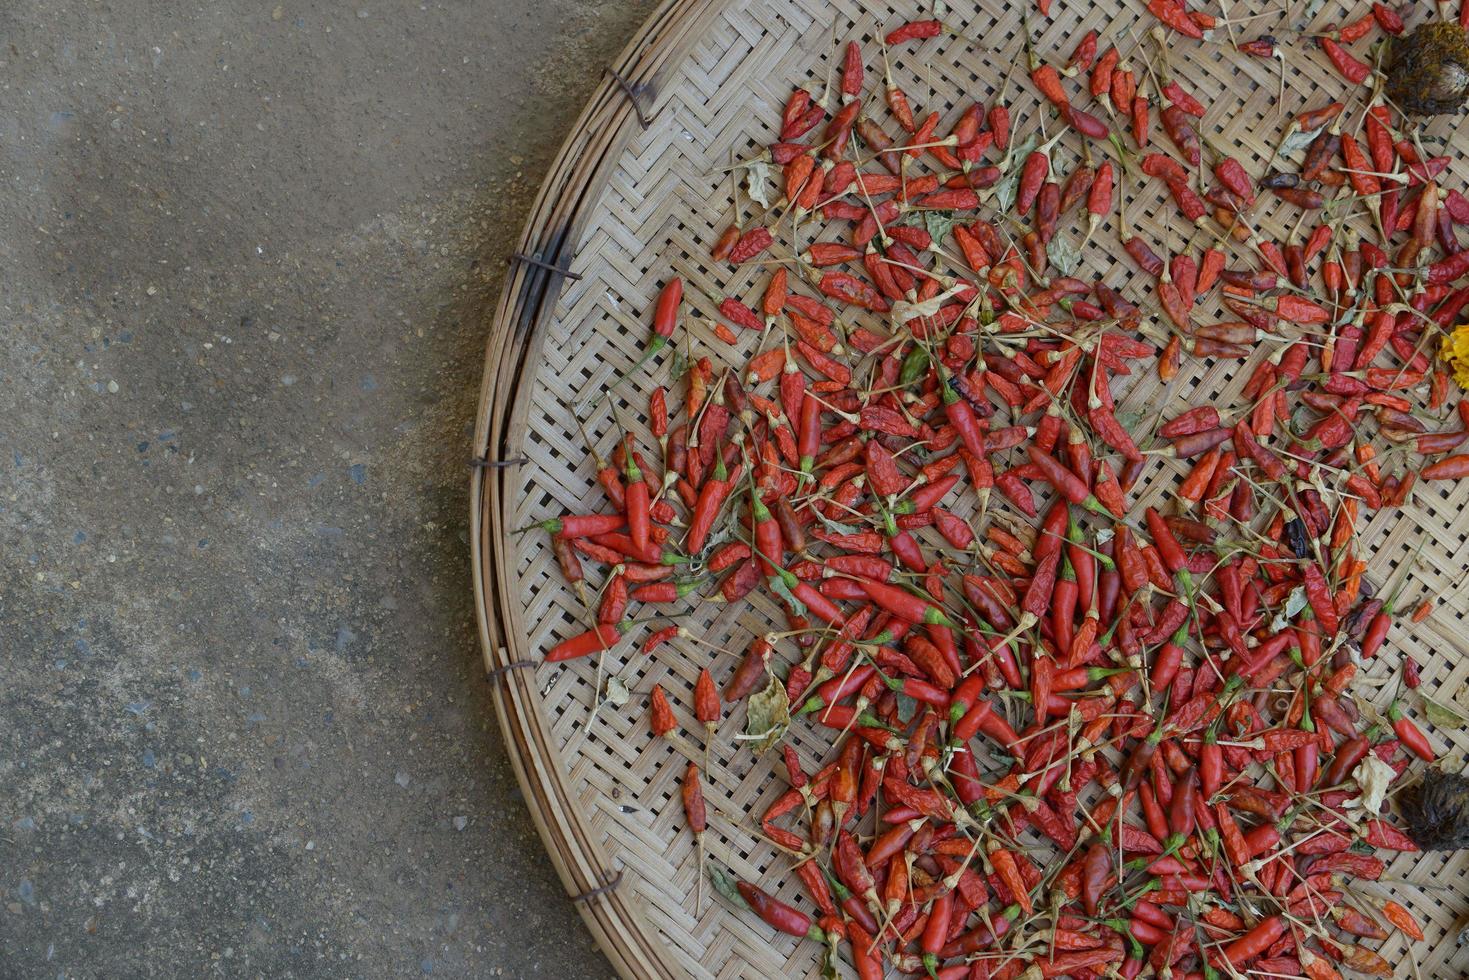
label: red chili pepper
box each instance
[1389,701,1434,760]
[1273,186,1324,209]
[1058,164,1095,217]
[1320,36,1371,84]
[729,227,772,263]
[1084,161,1113,244]
[1339,11,1376,43]
[779,89,812,140]
[988,842,1033,914]
[1149,0,1204,37]
[1091,44,1119,102]
[1030,59,1069,109]
[682,759,707,834]
[1066,103,1109,140]
[1424,454,1469,479]
[1302,122,1342,183]
[545,622,623,662]
[649,684,676,735]
[694,667,720,730]
[735,880,824,939]
[885,19,944,45]
[1159,105,1200,166]
[1364,817,1420,851]
[710,223,740,260]
[1130,91,1151,148]
[1123,236,1163,276]
[1223,915,1284,967]
[822,100,862,159]
[1212,157,1255,205]
[819,271,890,312]
[1018,146,1052,215]
[840,41,863,100]
[1163,80,1204,117]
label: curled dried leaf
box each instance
[1350,754,1396,815]
[1046,233,1081,277]
[708,865,747,907]
[741,676,791,754]
[1422,693,1469,730]
[745,160,774,208]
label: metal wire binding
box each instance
[509,251,582,280]
[570,870,624,904]
[485,659,535,682]
[606,67,655,128]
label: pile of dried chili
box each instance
[529,5,1469,977]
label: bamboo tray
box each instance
[471,0,1469,976]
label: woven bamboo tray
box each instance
[471,0,1469,976]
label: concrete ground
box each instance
[0,1,655,976]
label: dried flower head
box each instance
[1388,22,1469,115]
[1400,767,1469,851]
[1442,323,1469,389]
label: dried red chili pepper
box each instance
[886,19,944,45]
[1149,0,1204,38]
[728,227,772,263]
[1320,36,1371,84]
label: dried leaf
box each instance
[745,160,774,209]
[993,171,1021,215]
[768,574,807,617]
[1290,403,1315,436]
[703,507,742,552]
[993,135,1039,213]
[891,282,966,327]
[919,209,957,246]
[1046,233,1081,277]
[741,676,791,754]
[603,675,630,708]
[1422,694,1469,730]
[812,512,861,535]
[1271,585,1308,630]
[1281,125,1323,156]
[669,346,689,380]
[890,295,946,326]
[708,866,748,908]
[896,693,919,724]
[1116,410,1146,433]
[1351,754,1396,814]
[821,933,841,980]
[1007,134,1040,174]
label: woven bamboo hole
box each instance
[472,0,1469,977]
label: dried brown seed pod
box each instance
[1399,767,1469,850]
[1388,22,1469,115]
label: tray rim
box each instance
[469,1,726,977]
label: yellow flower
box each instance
[1443,323,1469,389]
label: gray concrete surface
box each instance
[0,2,656,976]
